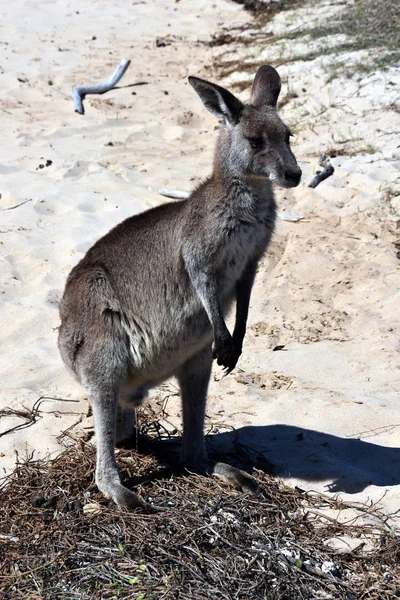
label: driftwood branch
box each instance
[73,58,131,115]
[308,153,334,189]
[158,189,304,222]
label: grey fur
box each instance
[58,65,301,510]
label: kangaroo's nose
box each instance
[284,167,302,187]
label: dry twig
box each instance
[308,153,335,189]
[73,58,131,115]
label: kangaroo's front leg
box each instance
[196,274,235,368]
[224,259,259,375]
[183,251,235,370]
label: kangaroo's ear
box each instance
[250,65,281,108]
[189,76,243,126]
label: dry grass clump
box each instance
[324,0,399,57]
[0,411,399,600]
[215,0,400,77]
[235,0,400,52]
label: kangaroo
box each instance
[58,65,301,511]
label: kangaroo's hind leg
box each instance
[116,386,148,445]
[78,341,150,511]
[176,346,212,471]
[177,345,260,494]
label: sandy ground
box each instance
[1,0,399,521]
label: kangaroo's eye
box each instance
[249,137,263,149]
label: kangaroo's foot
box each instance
[211,460,260,494]
[97,474,152,512]
[183,455,260,495]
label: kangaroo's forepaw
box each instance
[212,336,241,374]
[221,347,242,376]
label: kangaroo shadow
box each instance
[125,423,400,495]
[205,424,400,494]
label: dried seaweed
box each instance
[0,409,399,600]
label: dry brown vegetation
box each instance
[0,409,399,600]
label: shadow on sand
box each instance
[207,424,400,494]
[128,423,400,495]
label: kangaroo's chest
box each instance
[218,196,275,285]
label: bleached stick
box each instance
[276,212,304,222]
[158,188,304,222]
[73,58,131,115]
[158,188,191,200]
[308,152,334,189]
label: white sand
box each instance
[1,0,399,521]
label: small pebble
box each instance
[321,560,340,576]
[210,515,218,523]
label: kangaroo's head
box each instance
[189,66,301,188]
